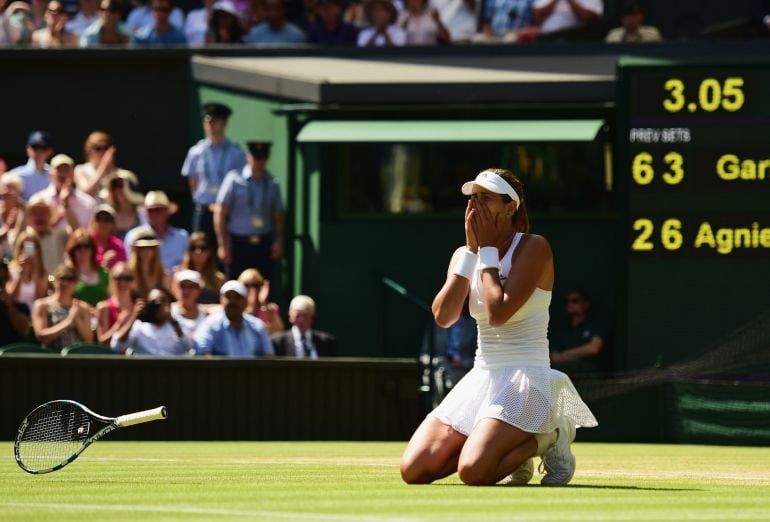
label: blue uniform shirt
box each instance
[181,138,247,205]
[194,310,273,357]
[9,159,51,201]
[216,166,283,236]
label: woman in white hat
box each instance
[400,168,597,487]
[101,172,146,241]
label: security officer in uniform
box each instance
[181,102,246,247]
[214,141,284,281]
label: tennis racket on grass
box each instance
[14,399,167,474]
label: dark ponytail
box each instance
[486,168,530,234]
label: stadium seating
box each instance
[61,344,117,356]
[0,343,51,355]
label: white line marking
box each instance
[0,502,417,522]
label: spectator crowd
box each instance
[4,0,732,48]
[0,105,337,358]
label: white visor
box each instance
[461,170,521,208]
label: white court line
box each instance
[0,502,417,522]
[87,457,396,467]
[584,470,770,482]
[2,502,769,522]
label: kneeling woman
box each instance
[401,169,597,486]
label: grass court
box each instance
[1,441,769,521]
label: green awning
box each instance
[296,120,605,143]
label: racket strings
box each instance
[17,402,91,471]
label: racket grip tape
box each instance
[116,406,168,427]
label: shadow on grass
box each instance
[434,483,702,491]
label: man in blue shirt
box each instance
[215,141,284,280]
[195,280,274,357]
[134,0,187,44]
[124,191,189,271]
[246,0,305,44]
[8,131,53,201]
[181,102,246,246]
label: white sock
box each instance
[533,430,557,456]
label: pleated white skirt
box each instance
[430,365,598,436]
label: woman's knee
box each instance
[399,456,435,484]
[457,456,495,486]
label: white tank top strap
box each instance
[499,232,523,280]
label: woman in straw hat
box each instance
[128,229,170,299]
[101,171,146,241]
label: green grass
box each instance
[1,442,769,521]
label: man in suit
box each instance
[271,294,336,358]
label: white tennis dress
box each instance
[431,233,598,435]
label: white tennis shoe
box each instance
[501,458,534,486]
[540,417,576,486]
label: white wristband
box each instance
[451,249,477,280]
[478,246,500,271]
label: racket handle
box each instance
[116,406,168,427]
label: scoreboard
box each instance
[617,58,770,370]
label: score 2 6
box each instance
[632,218,684,252]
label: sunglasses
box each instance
[74,244,93,251]
[95,214,114,222]
[31,145,50,151]
[115,275,134,282]
[91,143,111,151]
[57,275,77,282]
[244,282,262,289]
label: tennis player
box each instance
[400,168,597,486]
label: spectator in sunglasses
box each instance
[65,228,109,306]
[95,262,137,344]
[134,0,187,44]
[32,0,79,47]
[126,0,184,34]
[74,132,134,199]
[237,267,283,334]
[101,172,146,241]
[80,0,133,46]
[90,204,127,270]
[32,264,93,352]
[174,231,224,306]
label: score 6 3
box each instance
[632,152,684,186]
[663,77,745,113]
